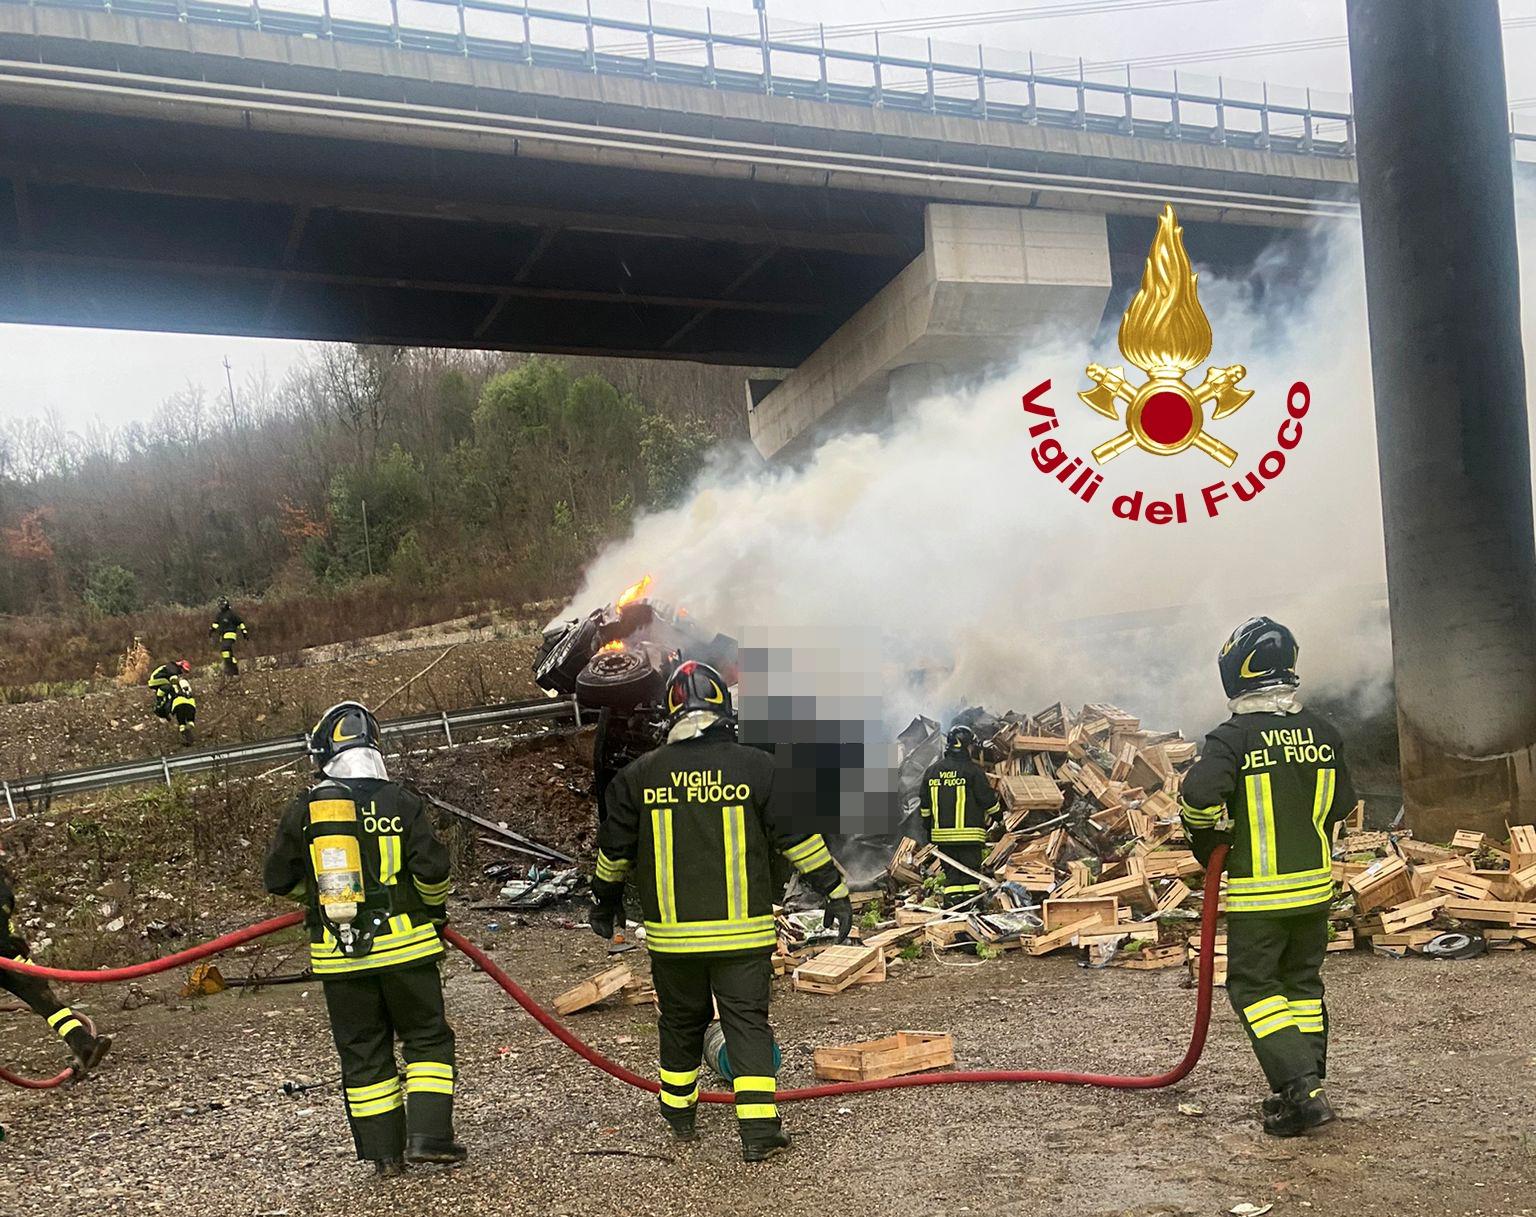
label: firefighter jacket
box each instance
[0,864,21,955]
[594,731,848,956]
[263,777,452,977]
[211,608,248,638]
[147,663,180,691]
[1180,708,1355,916]
[919,751,1000,844]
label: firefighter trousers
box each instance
[650,951,779,1145]
[321,961,456,1161]
[937,842,985,906]
[1226,906,1330,1092]
[220,632,240,676]
[1,940,94,1059]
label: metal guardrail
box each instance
[0,695,590,812]
[5,0,1367,157]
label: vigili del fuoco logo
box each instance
[1021,204,1311,524]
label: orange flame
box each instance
[1118,204,1212,377]
[615,575,653,608]
[599,640,625,653]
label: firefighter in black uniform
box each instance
[1181,617,1355,1137]
[263,701,466,1176]
[211,597,249,677]
[591,661,853,1163]
[147,658,197,746]
[919,725,1001,906]
[0,861,112,1074]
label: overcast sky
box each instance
[4,0,1534,433]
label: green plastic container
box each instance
[702,1020,782,1082]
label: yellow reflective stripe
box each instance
[54,1018,83,1040]
[1289,999,1323,1014]
[660,1088,698,1108]
[1242,996,1289,1022]
[405,1062,454,1080]
[1312,767,1336,865]
[45,1007,74,1029]
[1246,772,1276,878]
[955,782,967,832]
[783,834,832,869]
[346,1077,402,1102]
[413,875,452,901]
[660,1067,700,1086]
[405,1078,454,1096]
[642,925,778,954]
[724,805,748,923]
[378,835,401,885]
[1250,1012,1297,1039]
[923,780,938,816]
[1226,884,1333,913]
[1228,866,1333,892]
[652,808,677,924]
[735,1104,779,1120]
[931,827,988,843]
[733,1075,776,1093]
[644,915,776,939]
[349,1094,405,1117]
[1180,799,1222,826]
[595,850,632,883]
[828,882,850,899]
[309,921,445,973]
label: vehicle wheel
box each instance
[576,648,662,708]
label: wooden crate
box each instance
[1510,824,1536,872]
[1451,830,1488,852]
[1326,927,1356,952]
[1431,870,1497,901]
[1141,850,1202,879]
[1038,891,1124,934]
[1443,899,1536,928]
[791,944,882,994]
[1111,942,1184,970]
[1354,895,1446,937]
[998,774,1065,813]
[1509,862,1536,900]
[812,1031,955,1082]
[552,964,634,1016]
[1349,855,1414,914]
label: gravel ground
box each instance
[2,913,1532,1217]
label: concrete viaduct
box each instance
[0,0,1366,458]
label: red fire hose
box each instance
[0,848,1226,1098]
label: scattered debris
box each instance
[552,964,635,1016]
[812,1031,956,1082]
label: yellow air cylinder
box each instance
[308,798,364,928]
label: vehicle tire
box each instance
[576,648,662,709]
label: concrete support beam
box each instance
[748,205,1111,460]
[1348,0,1536,835]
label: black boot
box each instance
[661,1108,698,1141]
[740,1128,792,1163]
[1264,1075,1336,1137]
[406,1134,468,1165]
[374,1157,406,1178]
[69,1033,112,1074]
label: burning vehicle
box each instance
[534,576,738,817]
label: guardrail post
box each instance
[1345,99,1355,155]
[1302,86,1315,152]
[818,24,828,99]
[1076,57,1087,128]
[523,0,533,65]
[441,712,454,745]
[872,31,884,106]
[705,8,716,84]
[177,0,189,24]
[926,38,936,113]
[1259,81,1271,149]
[646,0,657,79]
[251,0,262,32]
[1026,51,1038,124]
[457,0,467,56]
[758,1,771,94]
[3,781,15,823]
[976,44,988,119]
[161,757,173,791]
[1121,65,1134,134]
[1215,75,1227,144]
[1170,70,1182,139]
[388,0,400,48]
[584,0,596,71]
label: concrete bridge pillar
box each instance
[747,205,1111,461]
[1348,0,1536,835]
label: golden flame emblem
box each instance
[1079,204,1251,464]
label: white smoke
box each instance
[571,216,1394,740]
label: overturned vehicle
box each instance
[534,577,739,817]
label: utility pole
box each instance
[222,355,237,418]
[1347,0,1536,836]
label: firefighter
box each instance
[1180,617,1355,1138]
[210,596,250,677]
[147,659,197,746]
[919,725,1001,907]
[0,859,112,1074]
[263,701,465,1176]
[590,661,852,1163]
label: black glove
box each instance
[1188,827,1233,869]
[590,877,624,939]
[824,895,853,944]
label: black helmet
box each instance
[1218,616,1300,699]
[663,660,733,724]
[308,700,382,764]
[946,724,978,755]
[218,595,231,611]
